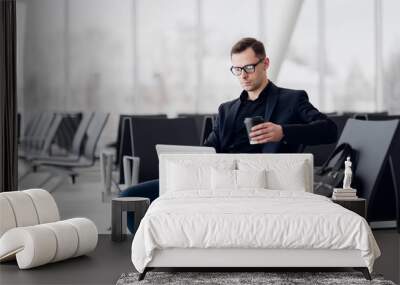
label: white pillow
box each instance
[236,169,267,189]
[166,162,210,191]
[266,162,307,191]
[166,159,236,192]
[211,168,236,190]
[211,168,267,191]
[238,159,307,191]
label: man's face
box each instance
[231,47,269,92]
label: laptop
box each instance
[155,144,216,157]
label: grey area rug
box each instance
[116,272,396,285]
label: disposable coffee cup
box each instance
[244,116,264,144]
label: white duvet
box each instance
[131,190,380,273]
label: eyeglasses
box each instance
[230,58,264,76]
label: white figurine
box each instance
[343,156,353,189]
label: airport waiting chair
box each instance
[19,113,93,183]
[27,112,58,154]
[343,111,389,120]
[52,112,83,154]
[117,117,200,183]
[18,113,44,158]
[29,112,56,153]
[33,113,109,183]
[31,112,94,163]
[25,114,64,160]
[335,118,399,230]
[363,115,400,229]
[113,115,214,185]
[130,117,199,182]
[365,112,390,120]
[20,112,64,160]
[107,114,167,167]
[178,113,216,145]
[18,112,39,156]
[201,116,214,145]
[19,113,42,145]
[302,115,349,166]
[118,117,135,184]
[27,112,88,161]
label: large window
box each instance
[325,0,375,112]
[136,0,197,115]
[383,0,400,114]
[277,0,319,109]
[18,0,398,116]
[201,0,259,113]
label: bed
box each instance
[131,154,380,280]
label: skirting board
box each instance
[147,248,366,268]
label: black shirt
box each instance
[226,83,271,153]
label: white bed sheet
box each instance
[131,190,380,273]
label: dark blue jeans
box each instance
[118,179,159,233]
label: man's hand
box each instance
[250,122,284,144]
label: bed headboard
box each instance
[159,153,314,195]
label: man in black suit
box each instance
[204,37,337,152]
[120,37,337,233]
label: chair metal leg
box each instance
[354,267,371,280]
[71,174,77,184]
[138,268,148,281]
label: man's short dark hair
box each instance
[231,37,266,59]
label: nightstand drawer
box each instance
[332,198,366,218]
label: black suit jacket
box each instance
[204,82,338,153]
